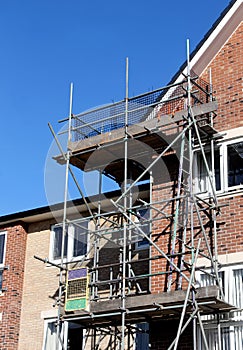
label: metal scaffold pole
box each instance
[121,56,129,350]
[56,82,73,350]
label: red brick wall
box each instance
[151,182,175,293]
[201,22,243,132]
[151,22,243,294]
[217,195,243,255]
[0,224,27,350]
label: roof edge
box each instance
[168,0,241,84]
[0,183,150,226]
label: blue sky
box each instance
[0,0,230,215]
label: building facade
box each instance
[0,1,242,349]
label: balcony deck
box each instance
[55,101,217,184]
[63,286,235,327]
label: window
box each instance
[135,323,150,349]
[0,232,6,265]
[227,142,243,188]
[50,221,88,262]
[43,321,59,350]
[135,208,150,250]
[195,148,221,193]
[195,139,243,194]
[198,265,243,349]
[0,231,7,291]
[43,320,83,350]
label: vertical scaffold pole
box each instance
[56,83,73,350]
[186,39,197,350]
[121,57,129,350]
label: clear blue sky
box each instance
[0,0,230,215]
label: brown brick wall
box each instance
[0,224,27,350]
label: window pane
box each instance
[201,327,230,350]
[0,234,6,265]
[135,323,149,350]
[199,271,225,321]
[214,152,221,191]
[228,142,243,187]
[233,269,243,308]
[73,222,88,258]
[44,322,57,350]
[198,150,221,192]
[67,322,83,350]
[137,208,150,248]
[200,271,224,292]
[234,325,243,350]
[53,227,67,260]
[232,269,243,321]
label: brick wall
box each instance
[217,194,243,255]
[201,21,243,132]
[2,14,241,350]
[150,21,243,294]
[18,219,60,350]
[0,223,27,350]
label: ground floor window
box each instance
[198,264,243,349]
[43,321,150,350]
[43,320,83,350]
[135,322,150,349]
[199,324,243,350]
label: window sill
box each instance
[196,186,243,201]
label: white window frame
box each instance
[42,319,67,350]
[194,136,243,196]
[0,231,7,268]
[221,138,243,193]
[193,146,222,195]
[49,221,89,263]
[42,319,85,350]
[0,231,7,292]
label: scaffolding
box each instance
[38,46,235,350]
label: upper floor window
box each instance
[0,232,6,265]
[227,142,243,188]
[196,148,221,193]
[195,138,243,195]
[0,231,7,291]
[50,221,88,262]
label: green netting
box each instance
[65,297,87,311]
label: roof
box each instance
[169,0,243,84]
[0,184,150,226]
